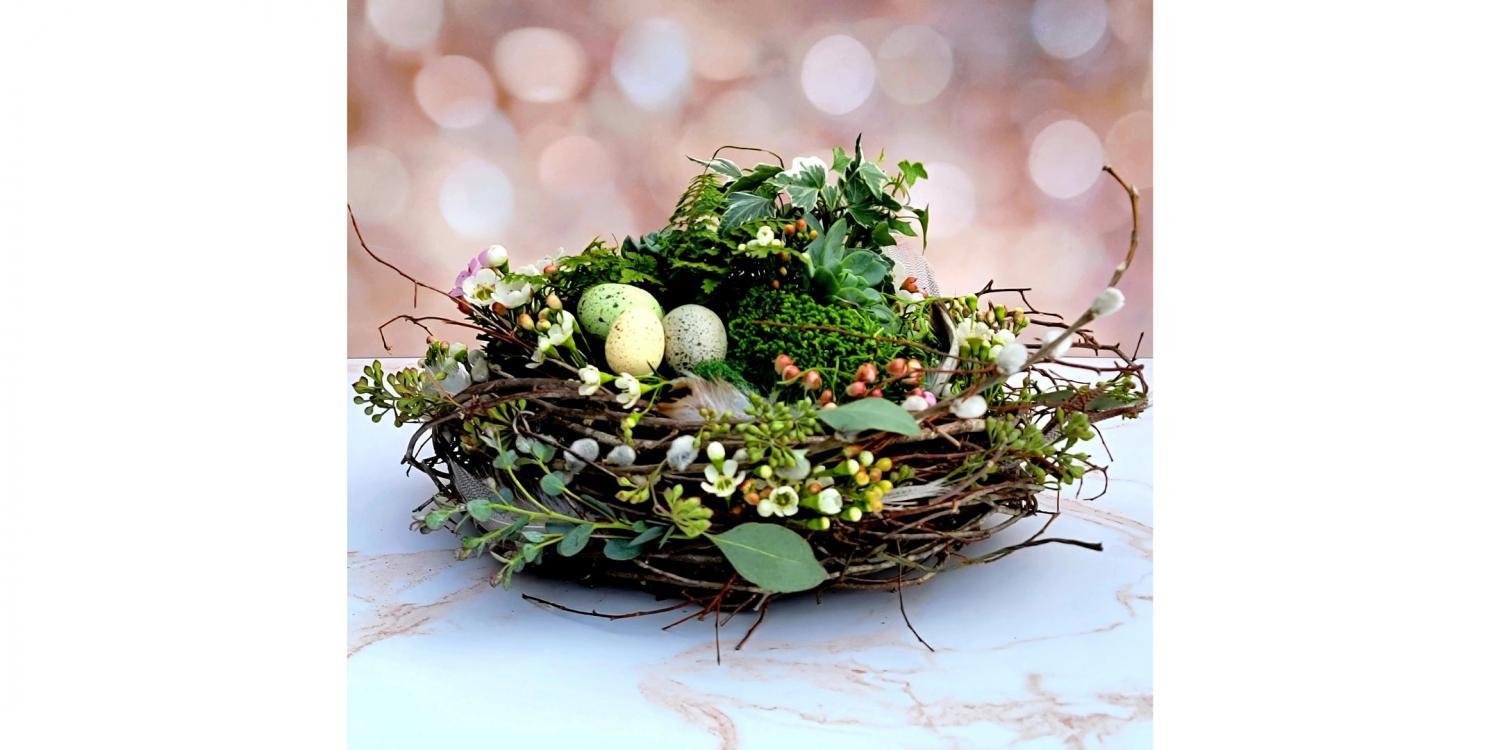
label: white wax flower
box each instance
[902,394,927,412]
[895,288,925,310]
[614,372,641,409]
[577,365,602,396]
[706,441,726,463]
[544,310,576,348]
[666,435,698,471]
[756,226,774,244]
[993,340,1028,375]
[992,328,1016,347]
[461,267,500,306]
[1090,287,1125,317]
[701,460,745,498]
[953,317,993,343]
[774,449,811,481]
[494,276,532,309]
[483,244,509,268]
[758,485,800,517]
[950,395,987,419]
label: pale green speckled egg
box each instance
[604,307,665,375]
[577,283,663,338]
[663,304,727,372]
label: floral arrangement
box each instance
[352,139,1147,647]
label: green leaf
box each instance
[722,191,776,228]
[914,206,930,248]
[831,146,852,173]
[816,398,921,436]
[603,538,644,560]
[528,441,556,462]
[846,201,882,228]
[492,449,518,470]
[840,250,887,286]
[784,184,818,211]
[629,525,667,547]
[423,511,447,530]
[856,161,887,196]
[558,523,594,557]
[689,156,741,179]
[898,160,928,184]
[1086,395,1139,412]
[1037,389,1077,405]
[725,162,782,193]
[707,523,827,593]
[540,471,568,497]
[807,218,848,271]
[466,499,492,523]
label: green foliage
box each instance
[816,398,921,436]
[663,484,712,538]
[557,523,594,557]
[686,359,753,392]
[726,288,910,392]
[707,523,827,593]
[805,218,897,330]
[351,360,446,426]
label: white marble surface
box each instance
[348,359,1153,749]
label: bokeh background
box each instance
[347,0,1152,356]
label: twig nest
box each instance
[605,307,666,375]
[578,283,663,338]
[663,304,727,372]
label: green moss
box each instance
[686,359,753,392]
[726,288,912,392]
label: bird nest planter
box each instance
[352,141,1148,646]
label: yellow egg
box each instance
[604,307,665,375]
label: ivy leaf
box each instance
[722,191,776,229]
[816,398,921,436]
[540,471,568,497]
[707,523,827,593]
[856,161,887,196]
[846,201,882,228]
[831,146,852,173]
[603,539,644,560]
[688,156,741,179]
[558,523,594,557]
[897,160,928,184]
[914,206,930,248]
[783,184,819,212]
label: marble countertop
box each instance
[348,359,1153,749]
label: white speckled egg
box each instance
[604,307,665,375]
[578,283,663,338]
[663,305,727,372]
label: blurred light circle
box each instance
[494,28,587,103]
[440,160,514,239]
[801,35,877,115]
[1031,0,1109,60]
[1105,110,1152,188]
[612,19,692,110]
[414,55,495,128]
[1029,119,1103,199]
[907,162,976,240]
[365,0,443,50]
[538,135,612,196]
[1108,0,1151,46]
[876,25,954,105]
[347,146,410,223]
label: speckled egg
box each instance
[604,307,665,375]
[663,305,727,372]
[577,284,663,338]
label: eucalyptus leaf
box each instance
[816,398,921,436]
[558,523,594,557]
[603,538,644,561]
[629,525,668,547]
[492,449,519,471]
[528,441,556,462]
[466,499,492,523]
[707,523,827,593]
[540,471,568,497]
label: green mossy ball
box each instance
[578,283,663,338]
[727,288,909,392]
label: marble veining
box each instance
[348,359,1153,749]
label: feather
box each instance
[658,375,752,423]
[880,481,951,507]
